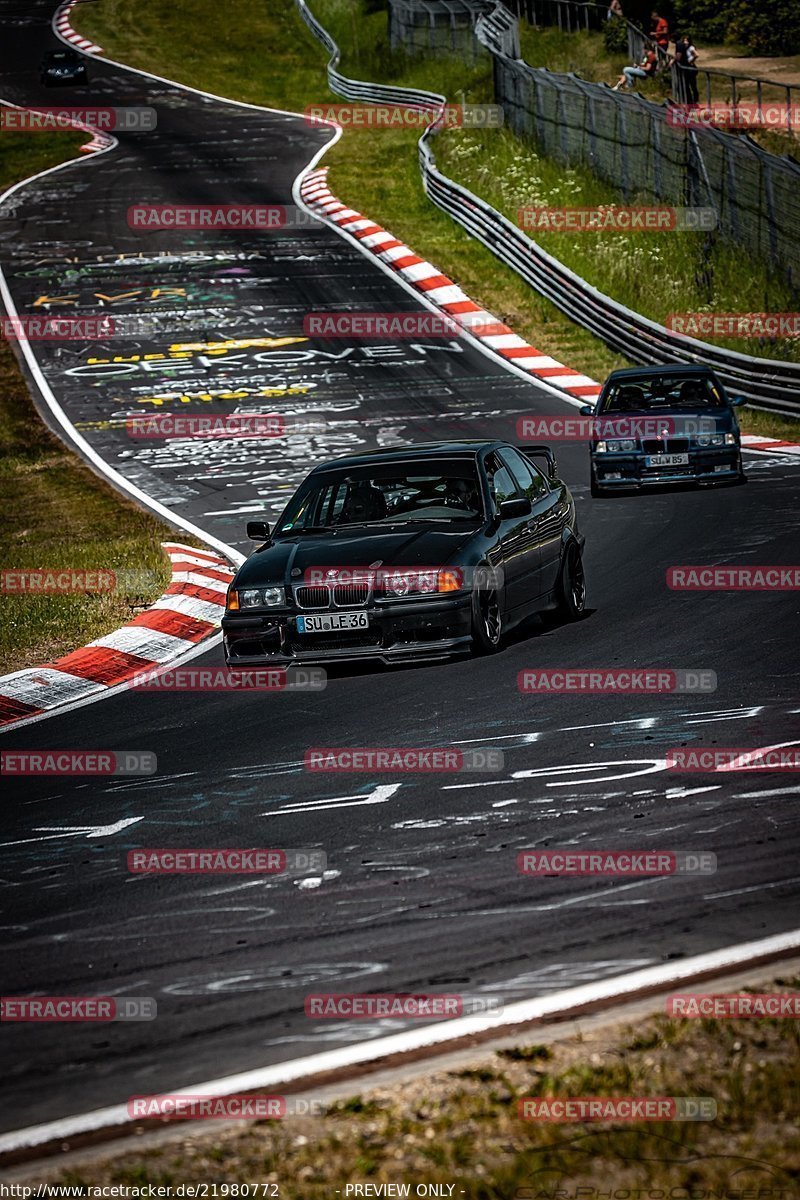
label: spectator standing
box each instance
[606,0,624,19]
[682,32,699,104]
[650,9,670,53]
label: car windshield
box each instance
[276,461,483,533]
[600,374,727,412]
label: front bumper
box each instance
[592,447,741,488]
[222,593,473,666]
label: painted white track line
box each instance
[1,926,798,1155]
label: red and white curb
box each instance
[53,0,103,54]
[300,168,800,453]
[740,433,800,455]
[0,543,234,728]
[300,167,602,404]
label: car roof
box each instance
[308,440,499,475]
[604,364,718,382]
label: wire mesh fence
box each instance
[491,48,800,279]
[388,0,494,60]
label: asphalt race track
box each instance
[1,0,799,1138]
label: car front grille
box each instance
[333,583,369,607]
[295,586,330,609]
[642,438,689,455]
[295,583,371,609]
[290,633,381,652]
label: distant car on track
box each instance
[581,365,746,496]
[40,48,88,86]
[222,440,586,666]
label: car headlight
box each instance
[229,586,284,610]
[603,439,636,452]
[725,432,737,445]
[380,569,461,596]
[382,570,438,597]
[697,434,727,447]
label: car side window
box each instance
[485,454,519,510]
[498,448,548,501]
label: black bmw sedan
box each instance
[222,440,586,666]
[581,365,746,496]
[40,48,89,86]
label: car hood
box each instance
[234,525,478,587]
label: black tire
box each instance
[590,478,605,497]
[470,564,503,655]
[554,541,586,621]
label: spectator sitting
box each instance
[612,41,658,90]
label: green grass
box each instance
[73,0,799,444]
[25,978,800,1196]
[0,132,180,672]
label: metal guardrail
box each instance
[296,0,800,416]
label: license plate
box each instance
[296,612,369,633]
[645,453,689,467]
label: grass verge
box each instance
[21,976,800,1195]
[0,133,178,673]
[73,0,800,441]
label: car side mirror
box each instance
[246,520,270,541]
[731,395,746,407]
[579,404,595,416]
[499,496,532,519]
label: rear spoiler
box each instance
[517,444,558,481]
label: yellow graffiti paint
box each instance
[167,336,307,353]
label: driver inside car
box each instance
[338,481,387,524]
